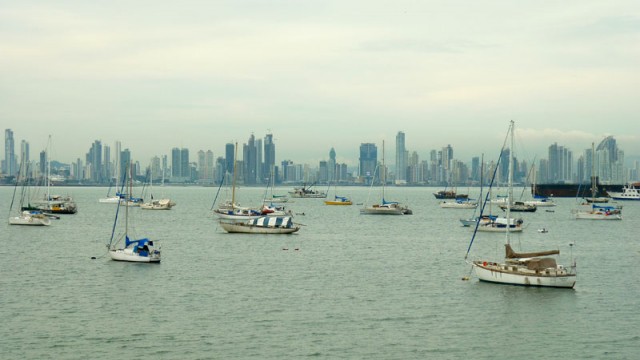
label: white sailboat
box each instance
[465,121,576,288]
[9,160,51,226]
[27,136,77,214]
[440,198,478,209]
[360,141,412,215]
[141,169,176,210]
[107,163,160,263]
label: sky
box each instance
[2,1,640,167]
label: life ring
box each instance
[483,261,488,266]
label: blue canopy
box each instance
[125,236,153,248]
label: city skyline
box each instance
[1,1,639,165]
[3,128,637,186]
[2,127,638,169]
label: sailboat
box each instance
[214,143,288,222]
[25,136,77,214]
[99,179,124,204]
[9,160,51,226]
[219,216,300,234]
[460,155,494,226]
[107,163,161,263]
[263,166,290,204]
[573,143,622,220]
[360,141,412,215]
[140,169,176,210]
[465,121,576,288]
[440,198,478,209]
[324,178,352,205]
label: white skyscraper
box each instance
[395,131,407,183]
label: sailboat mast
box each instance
[591,142,596,198]
[506,121,514,244]
[126,163,130,236]
[46,135,51,201]
[382,140,385,200]
[231,142,238,210]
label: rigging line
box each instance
[465,124,511,259]
[8,159,24,214]
[210,170,227,210]
[109,164,128,246]
[519,156,537,200]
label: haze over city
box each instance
[2,1,639,165]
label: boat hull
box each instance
[220,222,300,234]
[574,212,622,220]
[9,214,51,226]
[109,248,161,263]
[360,207,404,215]
[472,262,576,288]
[533,183,625,198]
[140,199,175,210]
[440,201,477,209]
[324,200,353,205]
[476,225,523,233]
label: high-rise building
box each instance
[395,131,407,182]
[256,138,263,183]
[197,150,215,182]
[359,143,377,184]
[264,133,276,180]
[171,147,181,178]
[4,129,17,177]
[471,156,480,184]
[596,136,623,183]
[103,145,111,182]
[319,161,328,183]
[150,156,162,181]
[114,141,122,183]
[180,148,189,178]
[328,148,336,182]
[20,139,29,178]
[39,150,46,179]
[243,134,257,185]
[86,140,103,183]
[547,143,573,183]
[225,143,235,175]
[120,149,131,178]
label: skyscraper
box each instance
[243,134,257,185]
[87,140,103,183]
[264,133,275,181]
[20,139,29,178]
[256,138,263,183]
[328,148,336,182]
[225,143,235,175]
[395,131,407,182]
[4,129,17,177]
[103,145,111,182]
[180,148,189,178]
[171,147,181,178]
[359,143,377,184]
[120,148,131,179]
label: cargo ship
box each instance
[531,178,632,198]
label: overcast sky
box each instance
[2,1,639,166]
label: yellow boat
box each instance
[324,196,352,205]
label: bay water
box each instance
[1,186,638,359]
